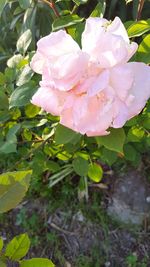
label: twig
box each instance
[71,4,78,14]
[41,0,69,33]
[137,0,145,20]
[41,0,60,17]
[49,222,75,235]
[50,0,60,17]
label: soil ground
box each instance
[0,169,150,267]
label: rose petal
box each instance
[87,70,109,97]
[30,30,81,75]
[82,17,138,68]
[126,62,150,118]
[110,64,134,101]
[31,87,67,116]
[40,51,89,91]
[37,30,80,58]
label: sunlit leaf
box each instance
[88,163,103,182]
[136,34,150,64]
[5,233,30,260]
[0,170,32,213]
[17,29,32,54]
[52,15,83,31]
[0,237,3,251]
[96,128,126,154]
[127,19,150,37]
[20,258,55,267]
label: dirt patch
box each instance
[1,202,150,267]
[1,169,150,267]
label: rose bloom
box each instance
[31,17,150,136]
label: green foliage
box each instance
[0,0,7,17]
[0,124,21,154]
[17,29,32,54]
[0,171,32,213]
[73,0,88,6]
[0,260,6,267]
[0,0,149,197]
[96,128,125,154]
[73,157,89,176]
[127,19,150,37]
[91,1,106,17]
[20,258,55,267]
[126,254,138,266]
[88,163,103,182]
[0,234,55,267]
[137,34,150,64]
[5,233,30,260]
[9,82,37,108]
[52,15,84,31]
[0,0,150,265]
[18,0,33,10]
[0,237,4,251]
[55,124,81,145]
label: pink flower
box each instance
[31,17,150,136]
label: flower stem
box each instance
[41,0,69,33]
[42,0,60,17]
[71,4,79,14]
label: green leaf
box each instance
[19,0,32,9]
[0,170,32,213]
[0,124,21,154]
[17,29,32,54]
[91,1,106,18]
[124,144,137,161]
[125,0,133,3]
[101,148,117,166]
[55,124,81,145]
[67,22,85,46]
[7,54,23,68]
[96,128,126,154]
[9,82,37,108]
[20,258,55,267]
[72,0,88,5]
[7,124,21,140]
[0,72,5,85]
[127,19,150,37]
[52,15,84,31]
[72,157,89,176]
[0,91,8,110]
[25,104,40,118]
[0,260,6,267]
[0,0,7,17]
[136,34,150,64]
[22,128,32,141]
[127,126,145,142]
[0,141,17,154]
[88,163,103,182]
[16,65,33,86]
[5,233,30,261]
[0,237,4,251]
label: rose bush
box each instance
[31,16,150,136]
[0,0,150,265]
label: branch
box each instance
[137,0,145,20]
[41,0,60,17]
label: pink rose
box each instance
[31,30,88,91]
[31,17,150,136]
